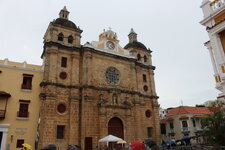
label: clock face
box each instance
[106,41,115,50]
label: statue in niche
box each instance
[98,94,107,106]
[112,94,118,104]
[123,97,132,107]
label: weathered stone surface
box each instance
[38,8,160,150]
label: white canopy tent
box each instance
[98,134,124,147]
[99,134,123,143]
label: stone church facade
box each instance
[38,7,160,150]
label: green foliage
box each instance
[204,99,224,107]
[201,110,225,146]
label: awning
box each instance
[167,117,174,121]
[0,91,11,98]
[160,119,167,124]
[179,116,189,120]
[192,115,203,118]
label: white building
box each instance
[160,106,212,142]
[159,107,168,119]
[200,0,225,100]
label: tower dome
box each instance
[124,28,148,50]
[52,6,80,31]
[124,41,147,50]
[54,18,78,30]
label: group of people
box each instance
[98,139,159,150]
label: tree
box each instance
[204,99,224,107]
[201,110,225,146]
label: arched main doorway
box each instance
[108,117,124,139]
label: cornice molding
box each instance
[40,81,159,99]
[84,47,156,70]
[0,64,43,72]
[41,42,156,71]
[135,62,156,70]
[41,41,81,58]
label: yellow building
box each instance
[0,59,43,150]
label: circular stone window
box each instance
[145,110,152,118]
[106,67,120,85]
[59,72,67,80]
[57,103,66,114]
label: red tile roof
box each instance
[166,106,212,117]
[208,107,221,113]
[209,106,225,113]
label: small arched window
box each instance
[68,35,73,44]
[143,74,147,82]
[144,55,147,62]
[137,53,141,61]
[112,94,118,104]
[58,33,64,41]
[143,85,148,91]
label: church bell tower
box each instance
[38,7,83,149]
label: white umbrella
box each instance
[99,134,123,142]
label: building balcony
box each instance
[194,127,202,133]
[168,128,175,133]
[168,128,175,136]
[17,111,29,118]
[216,82,223,91]
[200,0,225,25]
[210,0,225,11]
[0,110,6,119]
[181,127,190,133]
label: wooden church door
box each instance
[108,117,124,139]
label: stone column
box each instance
[0,124,10,150]
[80,50,92,150]
[131,63,137,91]
[207,45,219,75]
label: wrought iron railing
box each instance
[181,127,189,132]
[168,128,175,133]
[17,111,29,118]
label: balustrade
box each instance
[182,127,189,132]
[210,0,225,10]
[194,127,202,132]
[168,128,175,133]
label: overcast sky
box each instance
[0,0,219,108]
